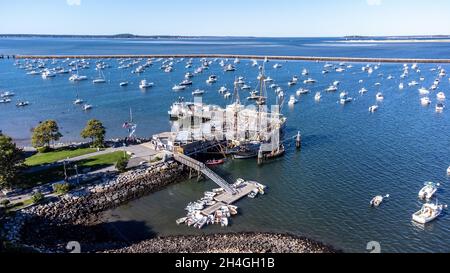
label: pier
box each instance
[173,153,236,194]
[14,54,450,63]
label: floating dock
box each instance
[14,54,450,63]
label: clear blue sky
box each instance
[1,0,449,37]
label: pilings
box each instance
[14,54,450,63]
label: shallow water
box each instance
[1,37,449,253]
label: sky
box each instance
[0,0,449,37]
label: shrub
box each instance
[31,192,44,204]
[53,183,71,195]
[0,199,10,208]
[37,146,51,153]
[115,157,128,173]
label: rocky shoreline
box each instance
[104,233,338,253]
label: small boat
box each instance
[399,83,404,90]
[418,87,429,95]
[83,104,93,111]
[192,89,205,96]
[326,85,338,92]
[420,97,431,105]
[92,70,106,84]
[176,217,187,225]
[0,98,11,104]
[340,95,352,105]
[436,92,446,100]
[359,88,368,94]
[376,92,384,101]
[314,92,322,101]
[370,194,389,207]
[447,166,450,176]
[180,79,193,86]
[139,80,154,89]
[241,84,251,90]
[369,105,379,113]
[234,150,257,159]
[206,159,225,166]
[297,88,310,95]
[304,78,316,84]
[412,202,445,224]
[73,98,84,105]
[69,74,88,81]
[0,91,15,98]
[41,70,56,79]
[333,80,340,86]
[288,95,298,106]
[248,189,259,199]
[418,182,439,200]
[172,85,186,91]
[206,75,217,84]
[16,101,30,107]
[119,81,129,87]
[263,77,274,83]
[273,63,282,69]
[408,81,419,87]
[218,86,228,93]
[220,217,229,227]
[224,64,236,72]
[436,103,445,112]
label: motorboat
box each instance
[304,78,316,84]
[436,92,446,100]
[248,189,259,199]
[206,75,217,84]
[273,63,282,69]
[172,85,186,91]
[16,101,29,107]
[418,87,429,95]
[359,88,368,94]
[412,202,445,224]
[119,81,129,87]
[333,81,340,86]
[224,64,236,72]
[185,72,194,78]
[218,86,228,94]
[83,104,93,111]
[399,83,404,90]
[241,84,251,90]
[263,77,274,83]
[408,81,419,87]
[41,70,56,79]
[436,103,445,112]
[69,74,88,82]
[192,89,205,96]
[92,70,106,83]
[447,166,450,176]
[301,69,309,76]
[206,159,225,166]
[73,97,84,105]
[376,92,384,101]
[288,95,298,106]
[418,182,439,200]
[370,194,389,207]
[180,79,193,86]
[296,88,309,95]
[139,80,154,89]
[335,67,345,73]
[176,217,187,225]
[0,91,15,98]
[0,98,11,103]
[420,97,431,105]
[369,105,379,113]
[314,92,322,101]
[326,85,338,92]
[340,94,352,105]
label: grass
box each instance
[5,198,34,213]
[25,147,98,166]
[18,152,130,189]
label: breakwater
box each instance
[15,54,450,63]
[2,161,187,252]
[105,233,337,253]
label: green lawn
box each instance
[18,151,129,189]
[25,148,98,166]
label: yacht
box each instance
[436,92,446,100]
[139,80,154,89]
[180,79,193,86]
[359,88,368,94]
[314,92,322,101]
[412,202,444,224]
[435,103,445,112]
[326,85,338,92]
[420,97,431,105]
[418,87,429,95]
[296,88,309,95]
[376,92,384,101]
[369,105,379,113]
[419,182,440,200]
[69,74,88,82]
[304,78,316,84]
[172,85,186,91]
[192,89,205,96]
[288,95,298,105]
[92,70,106,83]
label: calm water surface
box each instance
[0,37,449,252]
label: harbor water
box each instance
[1,37,449,252]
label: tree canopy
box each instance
[0,133,24,189]
[31,120,63,149]
[81,119,106,148]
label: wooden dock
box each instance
[200,182,259,216]
[14,54,450,63]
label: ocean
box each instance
[0,37,449,253]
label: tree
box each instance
[31,192,44,204]
[115,157,128,173]
[81,119,106,148]
[0,134,24,189]
[31,120,62,149]
[53,183,71,195]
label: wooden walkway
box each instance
[200,182,259,216]
[14,54,450,63]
